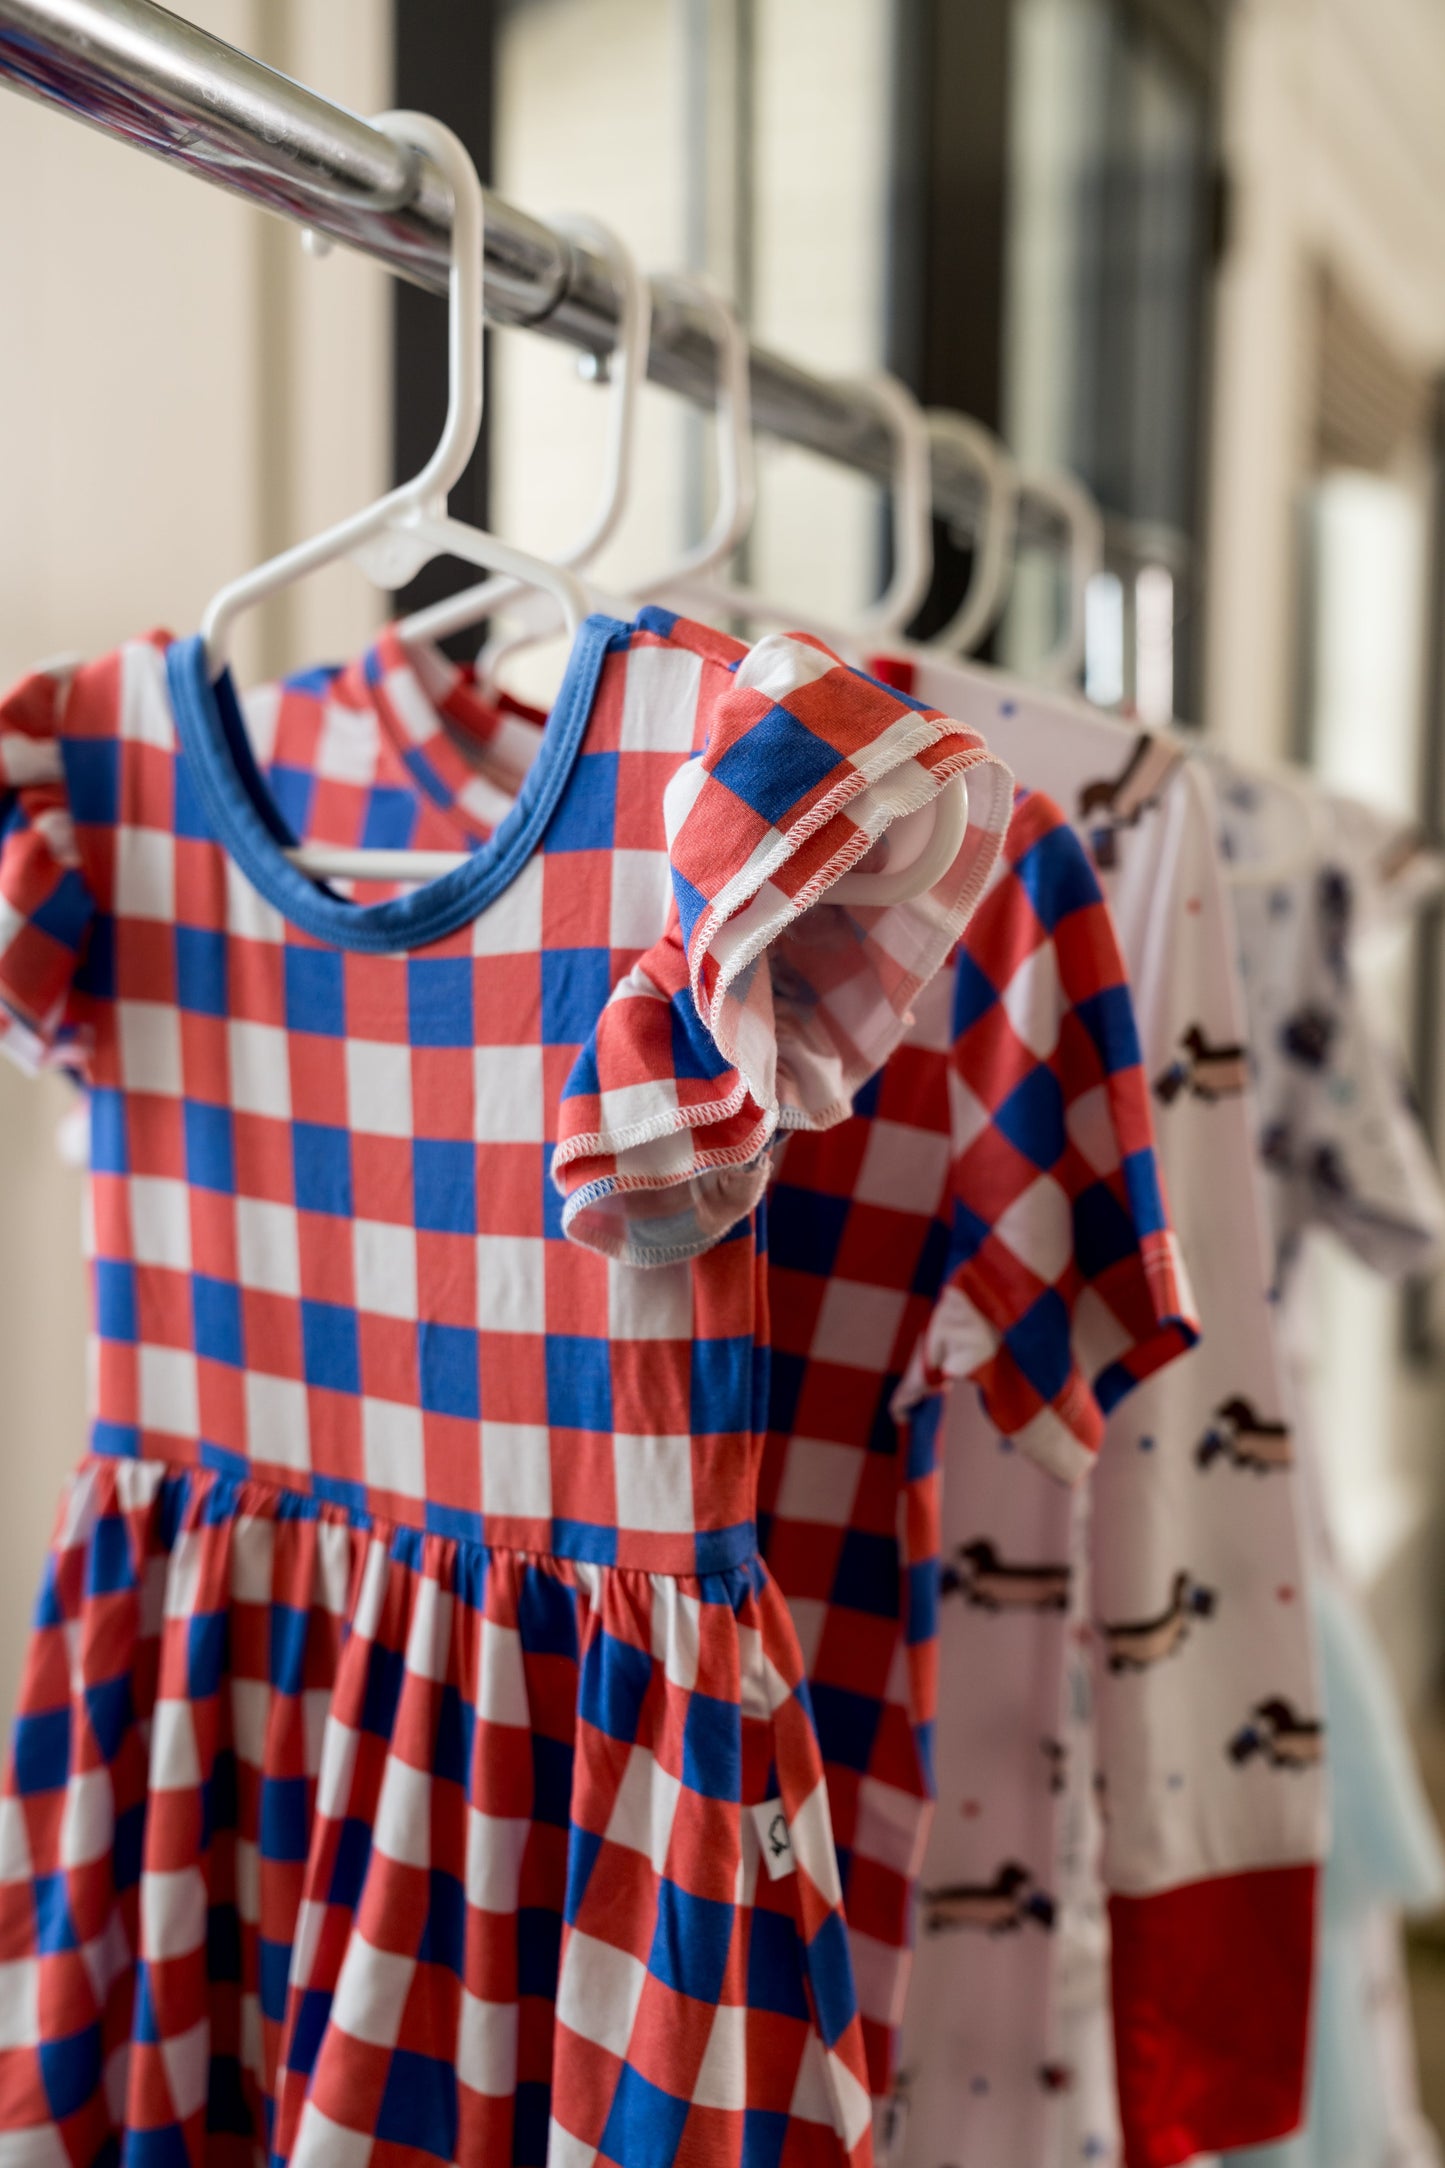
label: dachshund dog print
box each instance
[1076,735,1186,870]
[1101,1572,1217,1673]
[1228,1698,1325,1772]
[921,1862,1057,1936]
[1195,1397,1294,1473]
[940,1539,1072,1613]
[1154,1024,1250,1106]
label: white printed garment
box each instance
[867,662,1325,2168]
[1205,763,1445,2168]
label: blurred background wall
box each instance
[0,0,392,1710]
[1207,0,1445,1710]
[3,0,1445,1947]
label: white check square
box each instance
[114,828,174,921]
[476,1236,546,1335]
[361,1397,425,1499]
[353,1219,418,1320]
[471,854,543,956]
[236,1197,300,1296]
[140,1867,206,1960]
[228,1019,292,1119]
[555,1929,647,2058]
[608,1258,693,1342]
[345,1040,413,1138]
[619,644,703,752]
[139,1345,199,1436]
[612,1434,694,1534]
[458,1990,519,2098]
[481,1424,552,1521]
[374,1756,430,1869]
[130,1176,192,1270]
[608,847,673,954]
[329,1935,414,2049]
[245,1371,310,1471]
[118,1002,183,1096]
[465,1809,530,1915]
[809,1279,908,1374]
[473,1045,545,1141]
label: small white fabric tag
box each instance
[750,1798,795,1878]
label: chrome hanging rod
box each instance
[0,0,1034,546]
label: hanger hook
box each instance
[1017,465,1105,688]
[381,110,488,518]
[202,106,586,680]
[840,370,935,642]
[547,212,651,566]
[927,411,1019,655]
[397,210,652,649]
[636,275,756,594]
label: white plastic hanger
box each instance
[201,111,587,887]
[398,209,651,652]
[464,268,757,683]
[926,410,1019,655]
[1014,465,1105,687]
[633,273,757,596]
[654,368,935,652]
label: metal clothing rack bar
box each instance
[0,0,1029,545]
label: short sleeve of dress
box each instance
[553,630,1015,1264]
[895,791,1199,1481]
[0,658,95,1075]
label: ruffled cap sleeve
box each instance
[554,629,1014,1262]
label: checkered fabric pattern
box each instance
[230,646,1190,2103]
[760,787,1198,2091]
[251,652,543,862]
[0,1458,871,2168]
[0,609,1016,2165]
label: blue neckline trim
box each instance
[166,614,629,954]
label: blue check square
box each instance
[710,704,839,826]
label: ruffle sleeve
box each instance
[0,658,94,1074]
[553,631,1014,1263]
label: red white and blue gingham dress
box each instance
[240,661,1197,2106]
[0,610,1012,2168]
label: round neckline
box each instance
[167,613,627,954]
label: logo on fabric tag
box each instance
[751,1799,794,1878]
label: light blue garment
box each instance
[1227,1576,1445,2168]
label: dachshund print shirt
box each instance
[871,662,1326,2168]
[1198,766,1445,2168]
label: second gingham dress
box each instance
[0,611,1011,2168]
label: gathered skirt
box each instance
[0,1459,873,2168]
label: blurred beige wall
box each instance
[0,0,391,1720]
[1206,0,1445,765]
